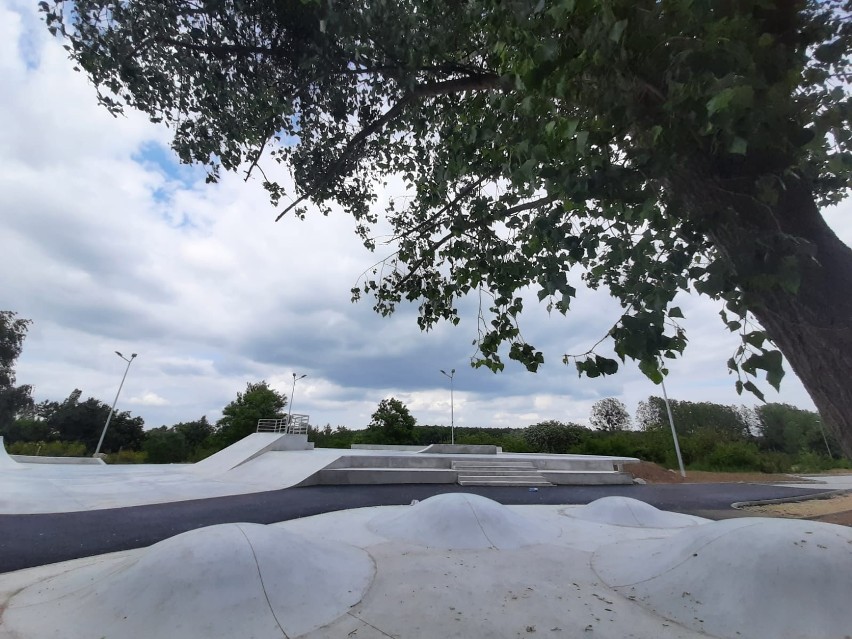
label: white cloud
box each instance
[128,392,170,407]
[0,0,834,436]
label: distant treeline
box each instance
[310,397,849,474]
[2,382,849,473]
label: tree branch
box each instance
[275,74,502,221]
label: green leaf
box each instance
[742,380,765,402]
[609,20,628,43]
[575,130,589,154]
[595,355,619,375]
[638,359,663,384]
[728,137,748,155]
[764,350,785,391]
[668,306,683,319]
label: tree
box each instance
[636,397,666,432]
[44,1,852,453]
[143,426,187,464]
[41,394,145,453]
[524,420,588,453]
[216,381,287,446]
[635,395,752,440]
[590,398,631,432]
[0,311,33,429]
[756,403,835,456]
[358,398,418,445]
[173,416,214,455]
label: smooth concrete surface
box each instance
[593,516,852,639]
[0,444,635,514]
[565,496,703,528]
[368,492,561,549]
[777,473,852,491]
[2,522,374,639]
[0,448,346,514]
[0,437,18,468]
[189,432,311,475]
[2,495,848,639]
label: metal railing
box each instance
[257,415,310,435]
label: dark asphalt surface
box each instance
[0,482,827,574]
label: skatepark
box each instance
[1,434,851,638]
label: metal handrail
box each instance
[257,415,310,435]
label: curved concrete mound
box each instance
[593,517,852,639]
[0,436,19,468]
[4,523,374,639]
[566,496,700,528]
[369,492,558,549]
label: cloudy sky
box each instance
[2,0,849,432]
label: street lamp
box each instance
[659,370,686,478]
[287,373,307,429]
[440,368,455,445]
[94,351,137,457]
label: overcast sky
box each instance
[2,0,849,431]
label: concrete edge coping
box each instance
[731,488,852,510]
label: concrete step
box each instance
[454,457,554,486]
[454,470,547,477]
[452,461,535,469]
[458,478,553,486]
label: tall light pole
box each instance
[440,368,455,445]
[659,373,686,478]
[287,373,307,429]
[94,351,137,457]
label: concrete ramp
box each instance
[0,437,19,468]
[190,433,312,476]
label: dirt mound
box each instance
[626,461,799,485]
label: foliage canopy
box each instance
[42,0,852,452]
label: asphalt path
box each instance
[0,482,827,574]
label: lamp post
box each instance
[94,351,137,457]
[287,373,307,429]
[440,368,455,445]
[659,373,686,478]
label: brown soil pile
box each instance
[625,462,852,527]
[625,461,799,485]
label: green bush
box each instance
[524,421,588,453]
[691,441,763,472]
[7,440,87,457]
[105,449,148,464]
[791,451,852,473]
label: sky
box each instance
[2,0,850,432]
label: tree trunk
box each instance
[674,171,852,458]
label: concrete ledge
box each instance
[10,455,106,465]
[731,488,852,510]
[350,444,426,451]
[419,444,501,455]
[307,468,457,485]
[325,455,452,470]
[541,470,634,485]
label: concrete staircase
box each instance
[453,460,553,487]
